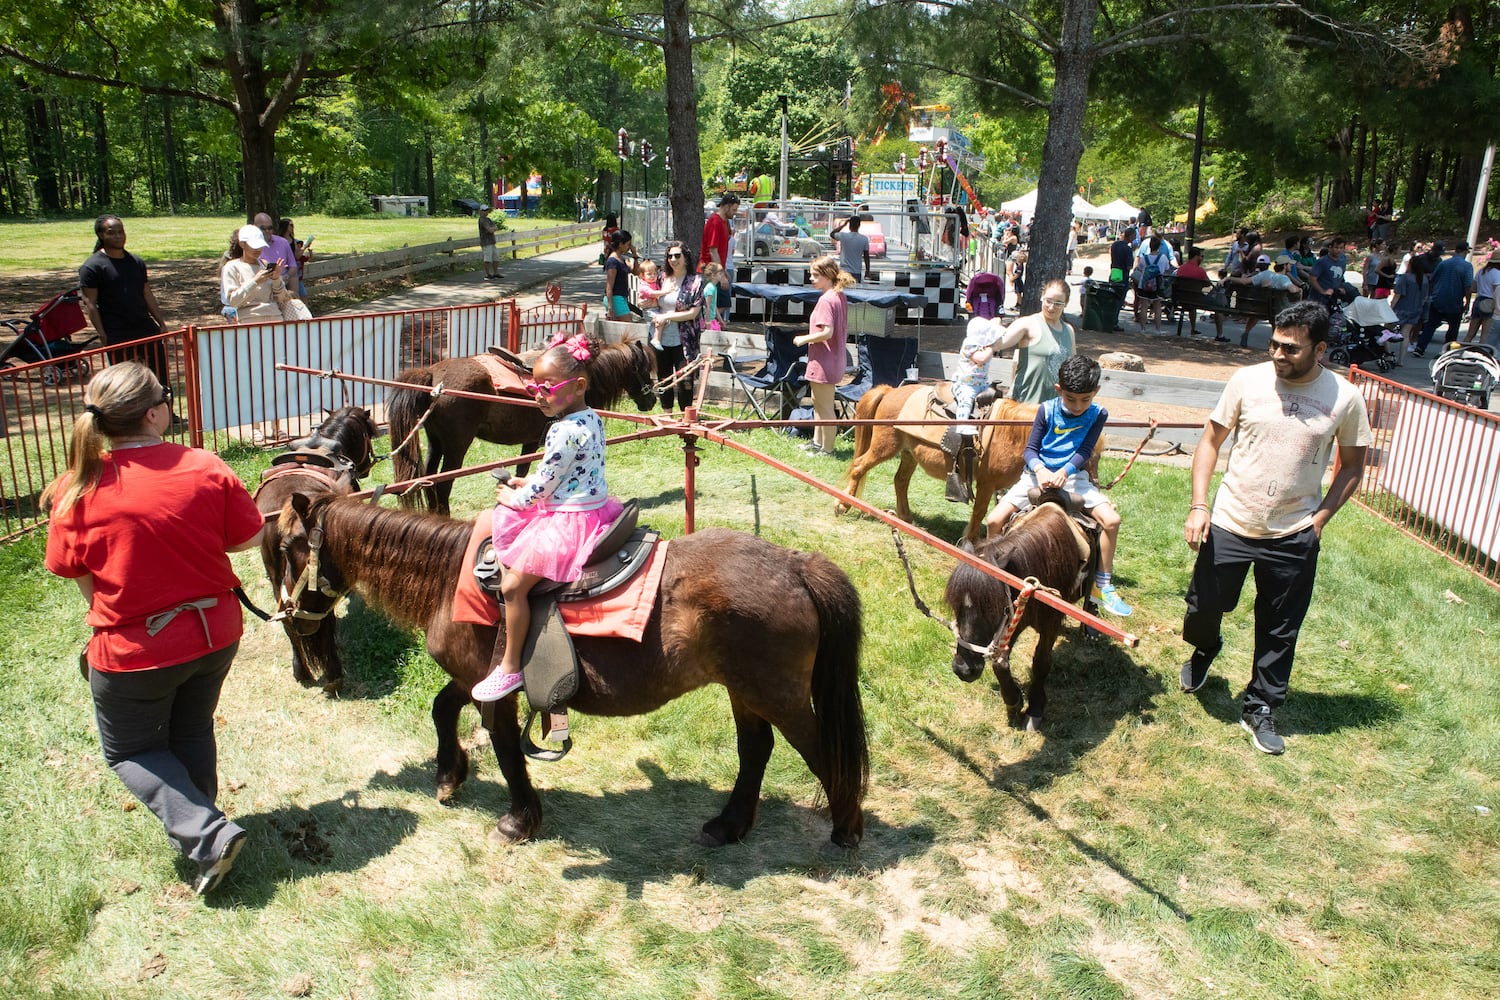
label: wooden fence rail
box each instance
[304,222,598,295]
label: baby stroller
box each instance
[1327,298,1400,372]
[0,289,98,385]
[1430,343,1499,410]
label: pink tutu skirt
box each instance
[491,497,625,582]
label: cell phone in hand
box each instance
[261,258,273,270]
[303,236,315,249]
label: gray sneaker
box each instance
[1240,707,1285,755]
[194,831,247,896]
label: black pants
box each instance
[91,642,244,866]
[107,330,169,384]
[653,342,694,411]
[1183,524,1321,712]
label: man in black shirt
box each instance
[78,215,169,383]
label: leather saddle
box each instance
[267,448,354,474]
[486,344,535,375]
[937,385,1003,504]
[1013,486,1103,601]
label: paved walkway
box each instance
[347,240,1481,402]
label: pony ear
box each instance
[289,492,314,520]
[957,536,977,554]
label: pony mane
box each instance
[587,338,648,409]
[947,505,1078,606]
[299,495,474,627]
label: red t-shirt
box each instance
[700,213,730,270]
[46,443,264,672]
[1176,260,1210,281]
[805,289,849,384]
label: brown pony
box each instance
[387,339,656,515]
[840,384,1036,541]
[275,494,868,850]
[943,494,1098,729]
[254,405,381,692]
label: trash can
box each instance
[1083,279,1125,332]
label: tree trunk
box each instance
[425,131,437,209]
[22,89,60,212]
[662,0,705,254]
[1365,130,1378,209]
[1405,146,1431,211]
[239,112,276,218]
[1351,124,1367,211]
[1024,0,1099,315]
[92,100,110,208]
[162,96,181,210]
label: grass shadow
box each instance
[202,795,420,908]
[1187,678,1402,735]
[368,754,932,892]
[334,595,418,699]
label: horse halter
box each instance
[889,524,1041,663]
[272,506,348,624]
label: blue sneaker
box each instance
[1092,582,1132,616]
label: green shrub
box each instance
[1396,200,1462,238]
[323,185,375,218]
[1248,193,1313,234]
[1319,205,1366,239]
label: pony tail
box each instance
[42,411,107,514]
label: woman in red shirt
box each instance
[44,362,265,896]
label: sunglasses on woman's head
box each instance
[523,376,582,397]
[157,385,173,406]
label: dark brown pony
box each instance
[276,494,868,850]
[943,494,1098,730]
[839,384,1037,542]
[254,406,380,692]
[387,340,656,515]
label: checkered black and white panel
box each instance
[728,265,958,323]
[871,268,959,322]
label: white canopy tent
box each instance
[998,189,1102,222]
[1095,198,1143,222]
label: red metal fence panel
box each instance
[515,302,589,352]
[1349,366,1500,588]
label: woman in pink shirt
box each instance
[794,256,854,455]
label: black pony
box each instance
[944,491,1099,729]
[254,405,381,692]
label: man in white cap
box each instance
[1226,253,1302,346]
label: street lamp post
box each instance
[616,128,629,214]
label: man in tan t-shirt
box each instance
[1180,299,1372,755]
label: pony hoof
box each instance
[435,780,461,804]
[490,815,531,845]
[821,838,860,860]
[322,677,343,695]
[694,829,728,848]
[834,501,850,516]
[1024,715,1042,733]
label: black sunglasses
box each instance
[156,385,173,406]
[666,252,684,259]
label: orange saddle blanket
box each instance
[451,509,667,643]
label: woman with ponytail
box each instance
[43,362,265,896]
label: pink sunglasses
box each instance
[524,376,582,397]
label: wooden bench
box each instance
[1171,277,1293,337]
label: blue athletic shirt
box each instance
[1024,397,1108,478]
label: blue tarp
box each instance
[733,282,929,310]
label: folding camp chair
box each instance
[866,334,919,387]
[834,336,873,421]
[726,325,808,420]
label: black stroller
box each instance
[1327,298,1400,373]
[0,289,99,385]
[1430,343,1499,410]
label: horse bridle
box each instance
[272,506,348,624]
[889,523,1044,663]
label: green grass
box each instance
[1,421,1498,998]
[0,215,579,273]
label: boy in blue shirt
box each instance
[984,354,1131,616]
